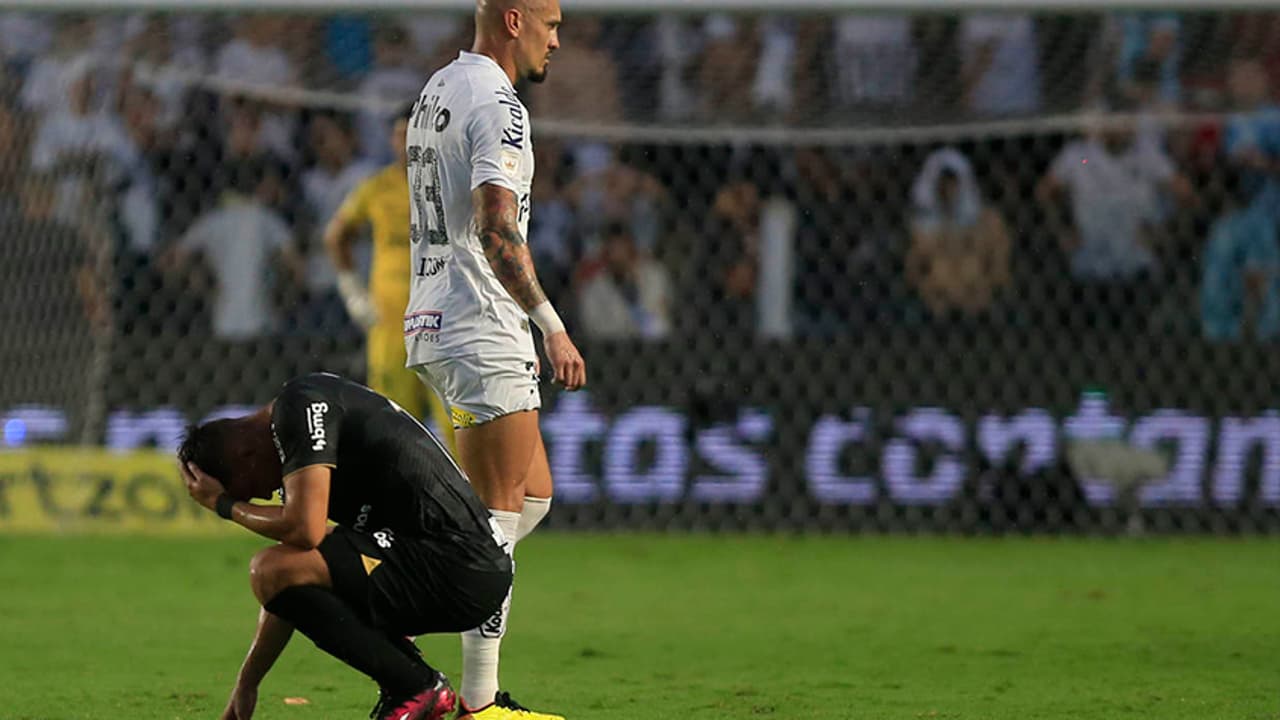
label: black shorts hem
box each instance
[318,526,512,636]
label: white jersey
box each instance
[404,51,536,367]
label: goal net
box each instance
[2,8,1278,532]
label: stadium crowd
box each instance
[2,11,1280,421]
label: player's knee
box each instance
[249,546,304,605]
[251,545,330,605]
[248,548,282,604]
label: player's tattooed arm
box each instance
[474,183,548,311]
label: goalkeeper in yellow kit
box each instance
[324,105,455,452]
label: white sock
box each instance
[516,496,551,542]
[489,508,520,556]
[462,508,520,709]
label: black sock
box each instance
[265,585,435,697]
[387,633,428,667]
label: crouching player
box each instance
[179,372,513,720]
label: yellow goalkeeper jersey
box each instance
[334,164,411,319]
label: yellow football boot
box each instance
[459,691,565,720]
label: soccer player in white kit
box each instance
[404,1,583,719]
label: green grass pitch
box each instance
[0,533,1276,719]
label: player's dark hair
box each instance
[177,419,240,484]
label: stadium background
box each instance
[1,2,1279,536]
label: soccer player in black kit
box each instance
[179,372,513,720]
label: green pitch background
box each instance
[0,534,1276,720]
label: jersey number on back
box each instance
[407,145,448,246]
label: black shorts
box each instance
[318,526,513,636]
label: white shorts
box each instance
[412,354,541,429]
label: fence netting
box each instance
[2,10,1279,532]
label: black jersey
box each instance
[270,373,506,569]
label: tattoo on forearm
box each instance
[476,186,548,311]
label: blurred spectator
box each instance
[1227,13,1280,100]
[704,177,762,333]
[214,99,294,223]
[742,16,830,125]
[299,110,378,328]
[29,55,135,224]
[564,143,666,252]
[116,82,170,254]
[279,14,327,89]
[528,17,622,123]
[163,159,301,340]
[220,98,268,166]
[303,111,377,237]
[122,14,205,131]
[0,102,26,195]
[21,14,100,115]
[1114,13,1181,105]
[355,22,423,164]
[791,147,897,335]
[110,80,188,351]
[167,15,208,66]
[0,172,108,415]
[1036,115,1193,330]
[653,14,701,121]
[1124,58,1173,156]
[528,139,578,299]
[215,15,296,88]
[960,13,1041,116]
[751,16,798,121]
[595,17,661,121]
[906,148,1011,318]
[1201,170,1280,342]
[82,14,149,107]
[696,15,757,122]
[0,12,53,67]
[400,12,465,66]
[324,15,372,81]
[830,15,916,114]
[576,220,672,339]
[214,15,298,159]
[1034,17,1106,113]
[1222,56,1280,219]
[787,19,833,122]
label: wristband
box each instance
[528,301,566,336]
[215,494,237,521]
